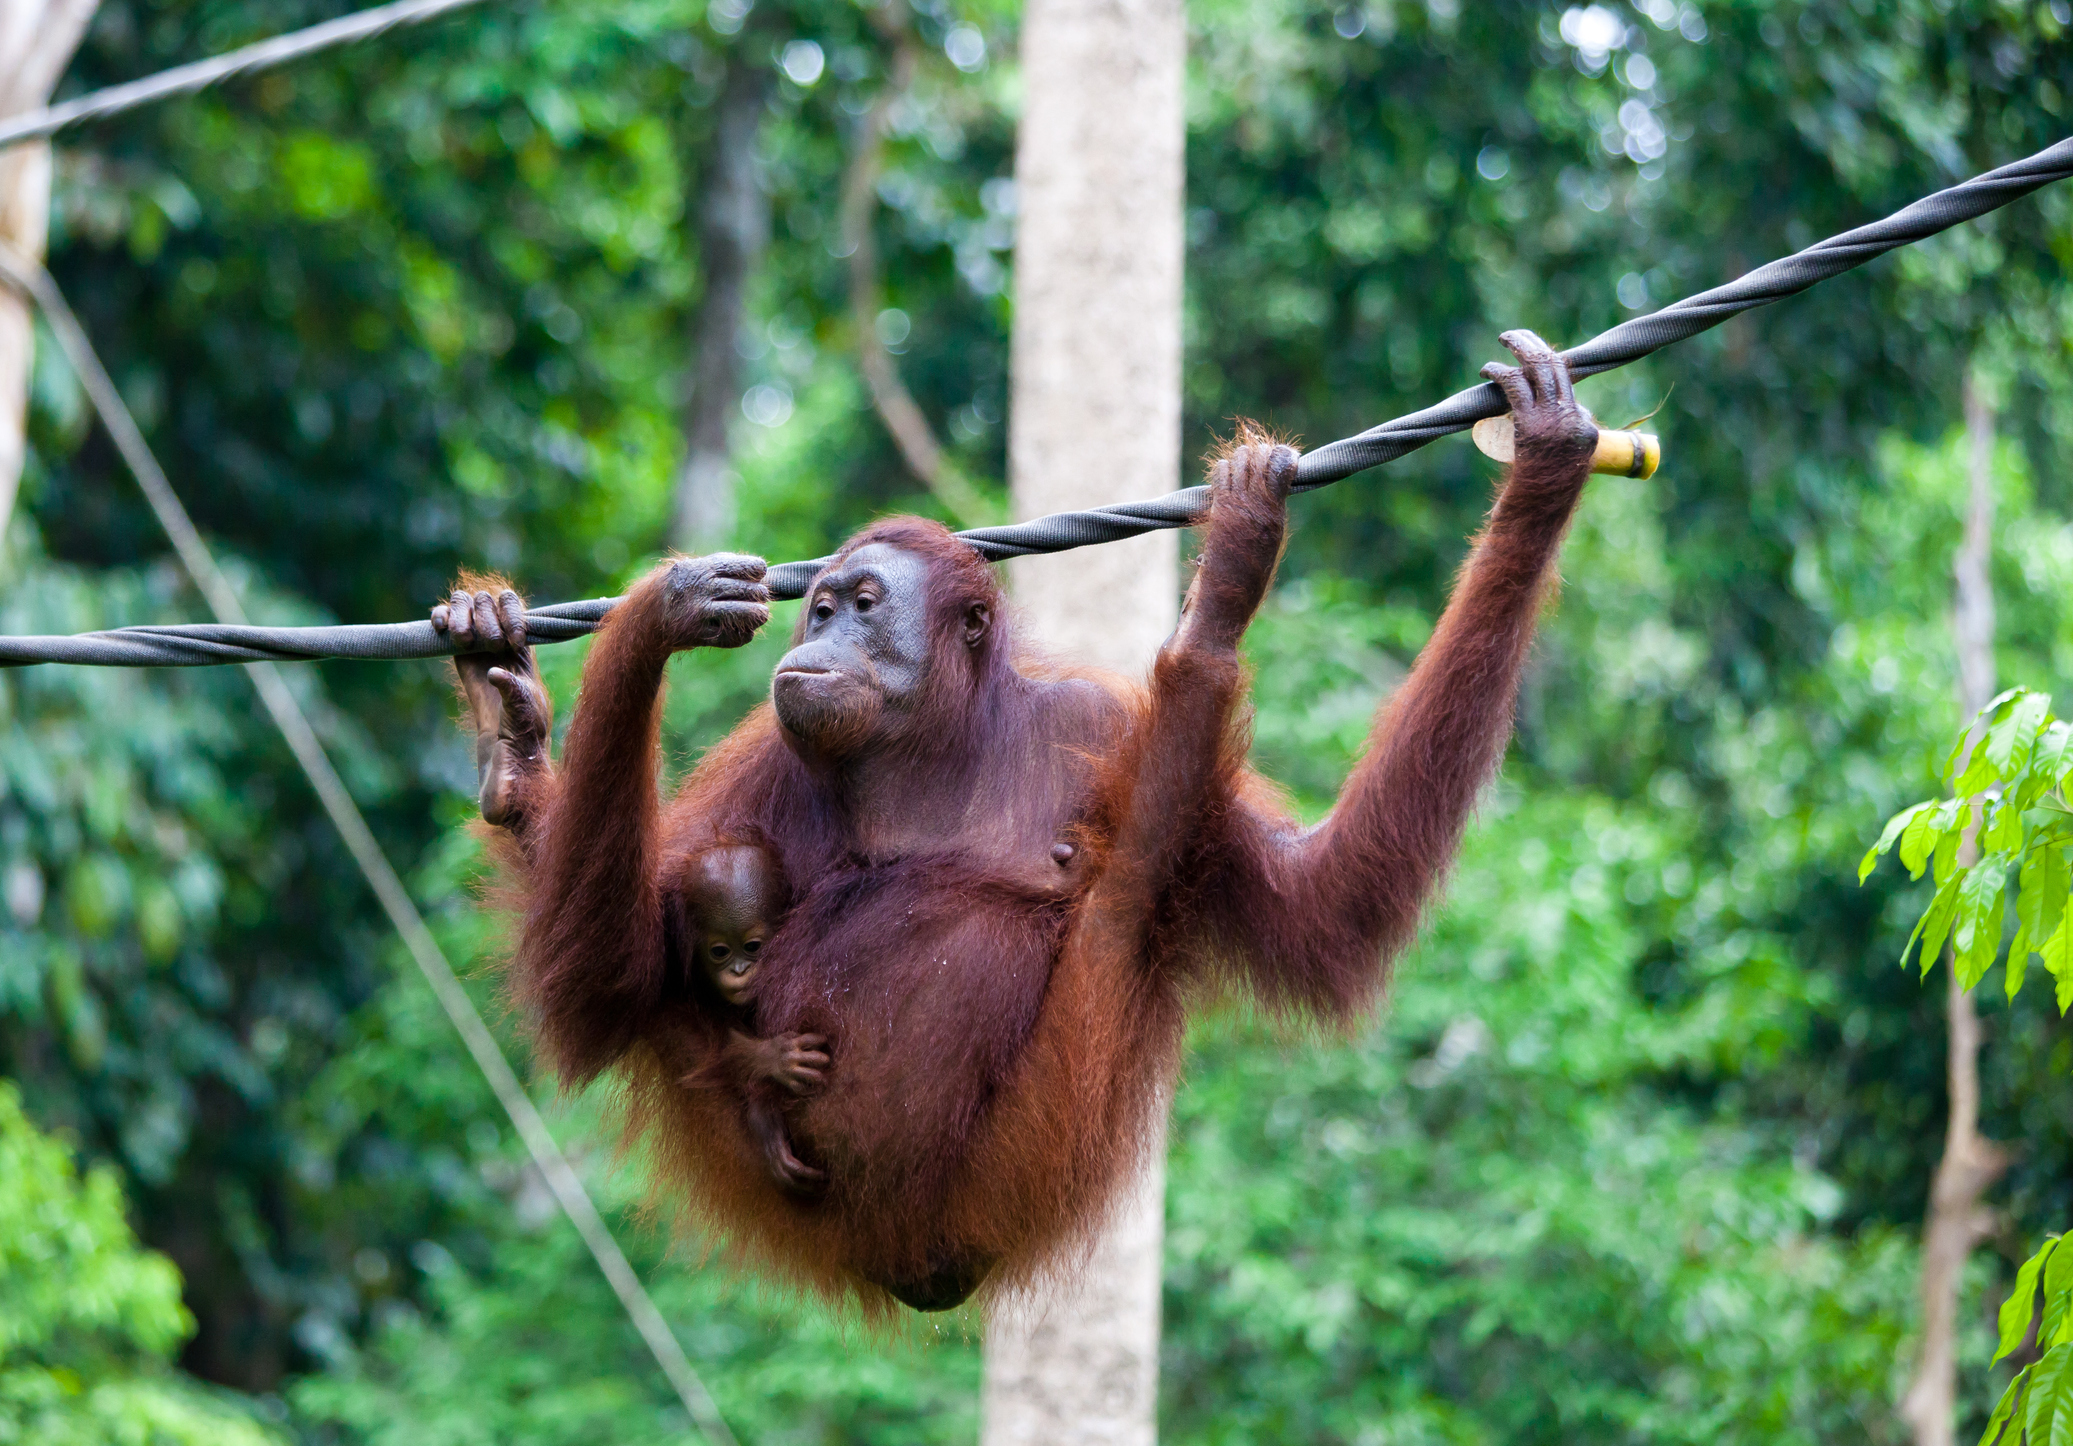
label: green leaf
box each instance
[2047,1292,2070,1357]
[1955,863,2009,991]
[1901,803,1948,880]
[2044,1240,2073,1348]
[2047,719,2073,788]
[1950,688,2026,785]
[2024,719,2073,807]
[2011,925,2032,1001]
[1994,687,2034,714]
[1904,908,1932,971]
[1959,753,1999,800]
[1999,1240,2055,1362]
[2025,1342,2073,1446]
[1866,800,1937,883]
[1990,691,2055,777]
[1915,873,1966,974]
[1987,797,2029,857]
[2020,849,2071,943]
[2043,916,2073,997]
[1984,1369,2029,1446]
[1935,824,1964,887]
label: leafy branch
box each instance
[1979,1232,2073,1445]
[1865,687,2073,1445]
[1861,686,2073,1008]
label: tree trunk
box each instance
[671,56,768,554]
[1900,366,2011,1446]
[980,0,1183,1433]
[982,1138,1168,1445]
[0,0,100,537]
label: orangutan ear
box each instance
[964,603,991,649]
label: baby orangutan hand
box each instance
[755,1032,830,1096]
[432,583,552,829]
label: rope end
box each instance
[1470,416,1660,479]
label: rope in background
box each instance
[4,133,2067,668]
[0,247,741,1446]
[0,0,495,150]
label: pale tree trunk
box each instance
[672,55,768,553]
[980,0,1183,1433]
[0,0,99,536]
[1900,367,2011,1446]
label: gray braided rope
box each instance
[0,0,495,150]
[5,134,2069,667]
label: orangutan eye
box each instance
[708,943,731,963]
[813,598,835,622]
[856,594,876,613]
[742,939,762,956]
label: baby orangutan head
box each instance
[682,844,787,1007]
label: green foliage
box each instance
[0,1079,277,1444]
[1863,687,2073,1006]
[1165,792,1917,1445]
[10,0,2073,1436]
[1978,1232,2073,1446]
[289,1162,982,1446]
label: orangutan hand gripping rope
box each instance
[432,329,1601,1313]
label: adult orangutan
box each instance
[435,331,1600,1312]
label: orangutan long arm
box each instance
[1071,437,1294,958]
[1238,467,1585,1013]
[514,556,769,1082]
[515,585,675,1081]
[1177,335,1596,1019]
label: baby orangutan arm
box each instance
[432,580,554,859]
[722,1030,831,1095]
[743,1094,825,1194]
[690,1031,831,1195]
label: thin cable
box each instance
[1294,134,2073,486]
[0,247,739,1446]
[0,0,495,150]
[5,133,2071,668]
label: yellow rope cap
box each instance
[1470,416,1660,479]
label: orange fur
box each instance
[476,426,1593,1313]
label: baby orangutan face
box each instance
[684,845,786,1008]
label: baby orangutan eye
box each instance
[743,939,762,956]
[707,942,731,963]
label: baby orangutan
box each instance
[678,843,832,1196]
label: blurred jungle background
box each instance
[4,0,2073,1441]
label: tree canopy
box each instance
[4,0,2072,1440]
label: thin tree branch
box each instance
[841,11,994,528]
[1900,366,2012,1446]
[674,53,770,553]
